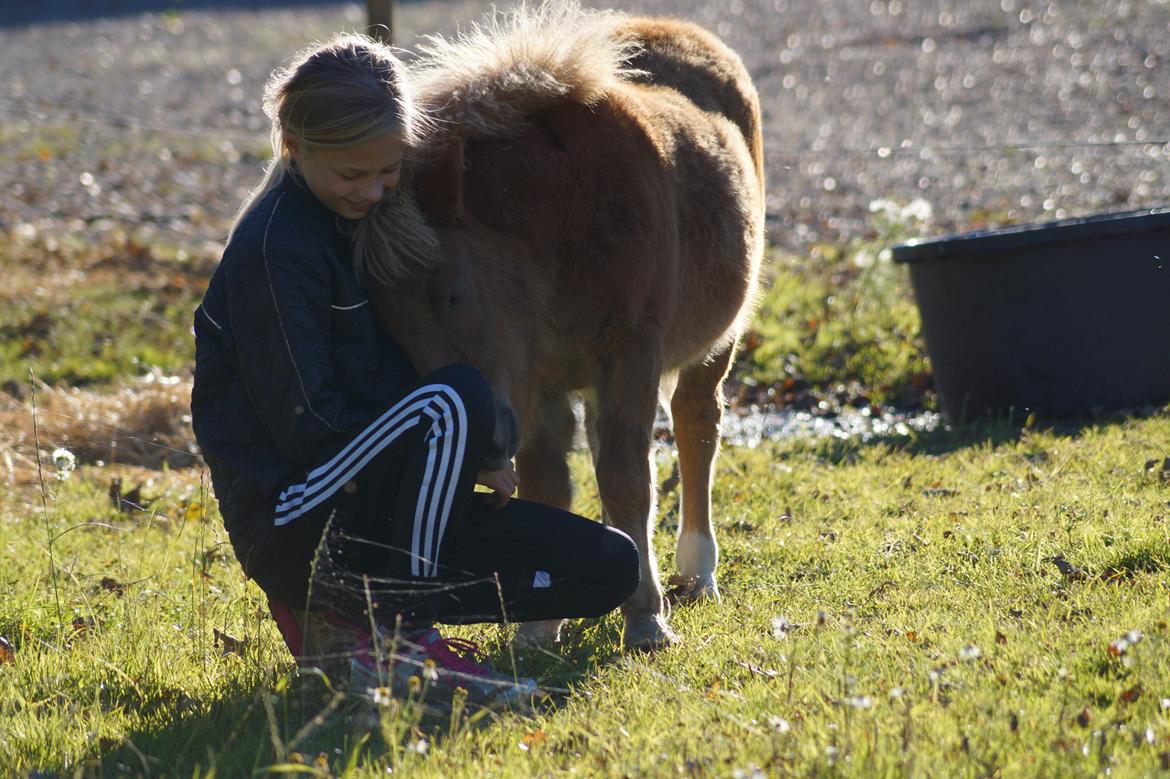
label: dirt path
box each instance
[3,0,1168,253]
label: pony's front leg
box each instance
[668,340,737,603]
[513,392,576,646]
[594,348,677,650]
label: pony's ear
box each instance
[415,139,465,225]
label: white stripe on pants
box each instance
[273,383,469,578]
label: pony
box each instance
[355,2,765,649]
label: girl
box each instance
[191,33,639,707]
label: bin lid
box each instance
[892,206,1170,263]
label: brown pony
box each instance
[355,2,765,649]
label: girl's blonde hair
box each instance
[227,32,432,258]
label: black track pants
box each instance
[249,364,640,629]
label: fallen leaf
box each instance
[0,636,14,664]
[520,729,546,751]
[1119,684,1143,704]
[905,630,919,642]
[1075,707,1091,727]
[995,630,1008,645]
[214,628,247,656]
[99,576,126,597]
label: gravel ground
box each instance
[3,0,1170,254]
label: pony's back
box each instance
[620,17,765,192]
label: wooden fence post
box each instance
[366,0,395,44]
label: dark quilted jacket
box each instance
[191,173,416,574]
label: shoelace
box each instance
[422,635,492,678]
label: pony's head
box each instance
[358,140,531,470]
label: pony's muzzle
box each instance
[483,401,519,471]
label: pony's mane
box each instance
[354,2,642,285]
[411,1,642,141]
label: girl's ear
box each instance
[415,139,464,225]
[283,132,301,161]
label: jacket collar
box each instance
[280,168,358,248]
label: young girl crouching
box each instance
[191,33,639,707]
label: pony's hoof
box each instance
[514,619,565,647]
[666,572,721,605]
[623,613,678,651]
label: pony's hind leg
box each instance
[668,341,737,604]
[513,392,576,645]
[592,345,677,650]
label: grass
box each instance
[737,198,934,409]
[4,200,1169,775]
[3,413,1170,776]
[0,231,213,388]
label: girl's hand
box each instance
[477,464,519,508]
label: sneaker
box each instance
[349,627,540,708]
[268,599,365,681]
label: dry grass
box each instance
[0,379,197,486]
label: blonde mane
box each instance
[412,1,642,140]
[355,1,643,285]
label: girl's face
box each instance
[287,133,406,220]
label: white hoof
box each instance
[514,619,565,647]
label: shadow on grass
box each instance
[98,670,356,776]
[100,621,621,775]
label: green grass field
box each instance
[3,205,1170,776]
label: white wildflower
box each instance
[844,695,873,710]
[1161,698,1170,711]
[411,738,429,755]
[852,248,875,268]
[767,715,792,733]
[1110,630,1143,657]
[959,645,981,662]
[772,616,798,639]
[371,686,393,707]
[889,687,905,700]
[51,447,76,480]
[731,767,766,779]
